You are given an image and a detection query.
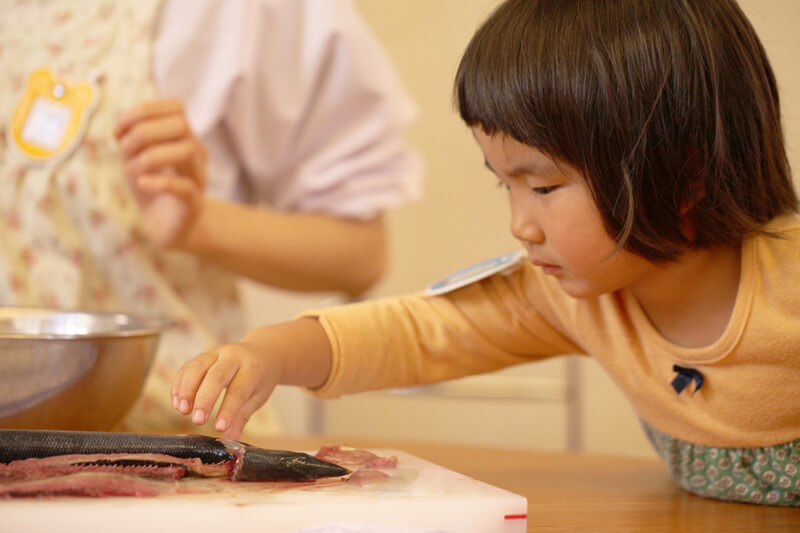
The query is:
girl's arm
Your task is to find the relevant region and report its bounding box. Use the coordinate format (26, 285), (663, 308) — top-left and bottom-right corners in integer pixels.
(172, 264), (583, 441)
(171, 317), (332, 441)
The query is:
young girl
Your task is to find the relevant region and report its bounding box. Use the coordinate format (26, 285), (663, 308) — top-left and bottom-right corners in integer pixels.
(171, 0), (800, 506)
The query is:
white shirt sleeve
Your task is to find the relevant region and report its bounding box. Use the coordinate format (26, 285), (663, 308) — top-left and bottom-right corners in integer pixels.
(152, 0), (422, 218)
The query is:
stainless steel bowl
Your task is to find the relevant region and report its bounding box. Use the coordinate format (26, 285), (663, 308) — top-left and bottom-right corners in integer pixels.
(0, 307), (166, 431)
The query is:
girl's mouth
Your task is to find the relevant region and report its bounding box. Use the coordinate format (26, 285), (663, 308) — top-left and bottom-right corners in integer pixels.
(540, 264), (562, 275)
(530, 259), (562, 275)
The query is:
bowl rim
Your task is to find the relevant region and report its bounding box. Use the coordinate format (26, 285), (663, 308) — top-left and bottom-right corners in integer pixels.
(0, 307), (169, 340)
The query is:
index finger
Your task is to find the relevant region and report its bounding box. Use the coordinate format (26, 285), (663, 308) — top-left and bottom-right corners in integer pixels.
(114, 99), (185, 139)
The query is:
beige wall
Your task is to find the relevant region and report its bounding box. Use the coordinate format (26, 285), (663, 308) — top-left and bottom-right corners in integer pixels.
(358, 0), (519, 296)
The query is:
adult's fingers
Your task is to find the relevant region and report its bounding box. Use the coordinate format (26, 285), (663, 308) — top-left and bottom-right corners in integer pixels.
(124, 140), (198, 181)
(136, 173), (201, 207)
(114, 99), (184, 139)
(118, 114), (190, 158)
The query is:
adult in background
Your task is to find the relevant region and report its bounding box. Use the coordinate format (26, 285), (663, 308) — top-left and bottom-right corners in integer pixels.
(0, 0), (422, 437)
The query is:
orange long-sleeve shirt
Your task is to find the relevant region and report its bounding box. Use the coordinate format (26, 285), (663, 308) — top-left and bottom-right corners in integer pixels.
(304, 214), (800, 448)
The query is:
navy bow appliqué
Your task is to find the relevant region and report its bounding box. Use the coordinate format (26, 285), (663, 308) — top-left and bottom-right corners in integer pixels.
(671, 365), (704, 395)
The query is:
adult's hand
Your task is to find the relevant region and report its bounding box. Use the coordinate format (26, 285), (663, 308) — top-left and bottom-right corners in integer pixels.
(114, 99), (207, 248)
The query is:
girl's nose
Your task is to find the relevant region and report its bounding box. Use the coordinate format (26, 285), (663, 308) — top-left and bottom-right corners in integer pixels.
(509, 200), (544, 244)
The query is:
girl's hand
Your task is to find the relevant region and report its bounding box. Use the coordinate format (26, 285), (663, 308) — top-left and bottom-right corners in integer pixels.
(114, 99), (207, 248)
(171, 342), (281, 441)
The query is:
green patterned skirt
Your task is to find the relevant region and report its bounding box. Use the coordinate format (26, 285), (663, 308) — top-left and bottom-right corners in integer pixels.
(643, 422), (800, 506)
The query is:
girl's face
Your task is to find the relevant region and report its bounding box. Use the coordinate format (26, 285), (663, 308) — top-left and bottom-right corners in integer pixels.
(473, 128), (657, 299)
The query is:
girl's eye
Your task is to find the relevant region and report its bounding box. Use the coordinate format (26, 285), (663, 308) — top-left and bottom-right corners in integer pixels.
(532, 186), (557, 195)
(496, 180), (510, 191)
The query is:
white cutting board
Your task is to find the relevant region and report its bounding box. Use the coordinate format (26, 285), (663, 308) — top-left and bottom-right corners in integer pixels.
(1, 450), (527, 533)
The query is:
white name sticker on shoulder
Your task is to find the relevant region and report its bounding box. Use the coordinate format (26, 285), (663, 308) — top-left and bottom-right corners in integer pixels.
(424, 250), (526, 296)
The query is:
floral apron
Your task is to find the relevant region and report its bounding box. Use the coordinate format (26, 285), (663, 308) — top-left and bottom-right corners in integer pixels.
(0, 0), (278, 437)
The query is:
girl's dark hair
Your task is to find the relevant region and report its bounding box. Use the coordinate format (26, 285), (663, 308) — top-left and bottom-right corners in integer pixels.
(455, 0), (796, 262)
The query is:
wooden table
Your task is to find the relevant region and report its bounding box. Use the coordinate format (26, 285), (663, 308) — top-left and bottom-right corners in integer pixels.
(256, 434), (799, 533)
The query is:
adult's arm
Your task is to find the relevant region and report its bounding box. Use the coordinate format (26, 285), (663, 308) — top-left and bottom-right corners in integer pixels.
(152, 0), (422, 296)
(180, 200), (386, 298)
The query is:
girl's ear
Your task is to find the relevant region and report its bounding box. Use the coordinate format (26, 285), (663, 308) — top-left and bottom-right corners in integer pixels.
(679, 180), (706, 215)
(679, 146), (706, 215)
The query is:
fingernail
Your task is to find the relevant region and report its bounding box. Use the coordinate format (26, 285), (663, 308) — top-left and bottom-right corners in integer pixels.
(172, 395), (178, 409)
(215, 418), (227, 432)
(179, 398), (189, 414)
(192, 409), (205, 425)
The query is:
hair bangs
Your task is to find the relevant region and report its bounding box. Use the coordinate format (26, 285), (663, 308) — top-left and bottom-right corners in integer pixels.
(455, 0), (602, 175)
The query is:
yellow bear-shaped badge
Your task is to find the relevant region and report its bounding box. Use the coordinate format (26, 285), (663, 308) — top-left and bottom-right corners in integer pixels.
(9, 68), (98, 164)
